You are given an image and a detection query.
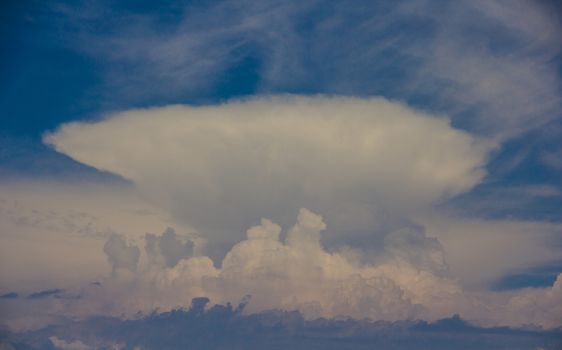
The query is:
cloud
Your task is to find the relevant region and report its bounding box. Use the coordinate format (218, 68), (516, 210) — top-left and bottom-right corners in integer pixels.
(0, 293), (18, 299)
(401, 0), (562, 138)
(41, 96), (562, 297)
(103, 234), (141, 274)
(45, 96), (491, 256)
(213, 208), (426, 320)
(17, 209), (455, 324)
(0, 180), (181, 291)
(2, 208), (562, 331)
(27, 289), (63, 300)
(56, 0), (562, 138)
(4, 96), (562, 331)
(90, 209), (562, 328)
(418, 212), (562, 287)
(3, 0), (562, 340)
(49, 336), (94, 350)
(6, 306), (561, 350)
(0, 209), (419, 329)
(383, 226), (447, 274)
(49, 210), (562, 327)
(145, 228), (194, 268)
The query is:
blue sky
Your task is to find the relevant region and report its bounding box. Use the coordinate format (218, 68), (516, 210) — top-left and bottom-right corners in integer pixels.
(1, 0), (562, 348)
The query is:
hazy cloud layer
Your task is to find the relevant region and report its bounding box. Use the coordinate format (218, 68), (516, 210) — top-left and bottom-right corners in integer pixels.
(0, 180), (184, 291)
(418, 213), (562, 287)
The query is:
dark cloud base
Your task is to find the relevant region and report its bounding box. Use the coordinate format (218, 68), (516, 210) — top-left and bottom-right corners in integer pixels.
(2, 298), (561, 350)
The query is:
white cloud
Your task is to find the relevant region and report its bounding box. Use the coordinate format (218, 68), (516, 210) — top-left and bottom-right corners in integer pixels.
(93, 209), (562, 328)
(505, 273), (562, 328)
(6, 208), (558, 330)
(45, 96), (491, 254)
(49, 336), (94, 350)
(44, 209), (461, 323)
(2, 207), (562, 330)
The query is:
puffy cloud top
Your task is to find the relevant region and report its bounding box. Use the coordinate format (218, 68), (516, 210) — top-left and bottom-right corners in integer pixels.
(2, 209), (562, 330)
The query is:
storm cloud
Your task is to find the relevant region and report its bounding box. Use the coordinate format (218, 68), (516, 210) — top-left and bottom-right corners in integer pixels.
(45, 96), (491, 257)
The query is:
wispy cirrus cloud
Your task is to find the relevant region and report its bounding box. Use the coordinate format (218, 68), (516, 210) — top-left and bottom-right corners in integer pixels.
(54, 0), (562, 138)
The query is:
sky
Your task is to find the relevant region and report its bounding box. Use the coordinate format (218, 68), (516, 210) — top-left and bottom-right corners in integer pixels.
(1, 0), (562, 349)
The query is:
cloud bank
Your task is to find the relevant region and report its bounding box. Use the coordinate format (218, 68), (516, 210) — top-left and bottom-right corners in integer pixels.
(45, 96), (490, 255)
(4, 305), (562, 350)
(95, 209), (562, 329)
(3, 209), (560, 331)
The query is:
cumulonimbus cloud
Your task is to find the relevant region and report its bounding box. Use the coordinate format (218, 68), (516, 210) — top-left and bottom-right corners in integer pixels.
(44, 96), (492, 255)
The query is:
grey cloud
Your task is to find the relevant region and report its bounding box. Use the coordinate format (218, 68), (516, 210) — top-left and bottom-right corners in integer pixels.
(145, 227), (194, 268)
(3, 300), (561, 350)
(383, 226), (447, 274)
(27, 289), (63, 300)
(0, 293), (18, 300)
(491, 260), (562, 291)
(103, 234), (140, 273)
(101, 227), (195, 272)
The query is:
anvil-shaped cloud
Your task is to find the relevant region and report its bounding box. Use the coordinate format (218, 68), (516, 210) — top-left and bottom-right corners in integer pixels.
(45, 96), (491, 256)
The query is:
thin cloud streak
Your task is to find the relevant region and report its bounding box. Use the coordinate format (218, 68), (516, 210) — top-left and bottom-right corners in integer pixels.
(55, 0), (562, 138)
